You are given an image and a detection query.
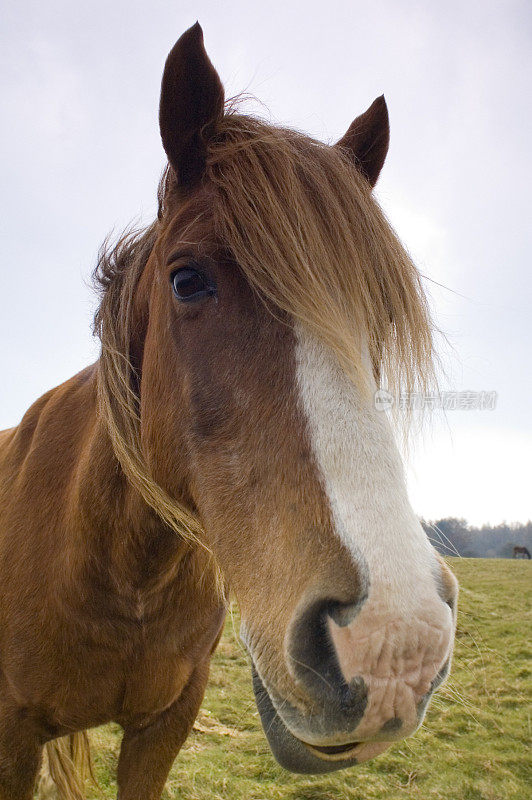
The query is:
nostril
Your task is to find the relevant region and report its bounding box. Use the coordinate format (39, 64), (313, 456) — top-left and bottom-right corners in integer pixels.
(287, 596), (368, 711)
(434, 560), (459, 615)
(445, 595), (456, 613)
(288, 600), (343, 691)
(442, 581), (459, 619)
(435, 582), (458, 617)
(326, 595), (368, 627)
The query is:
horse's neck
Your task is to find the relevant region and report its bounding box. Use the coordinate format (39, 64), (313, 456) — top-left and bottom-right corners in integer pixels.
(74, 369), (197, 600)
(2, 364), (191, 602)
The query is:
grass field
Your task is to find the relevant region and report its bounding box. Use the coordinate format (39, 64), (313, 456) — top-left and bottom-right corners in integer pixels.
(84, 559), (531, 800)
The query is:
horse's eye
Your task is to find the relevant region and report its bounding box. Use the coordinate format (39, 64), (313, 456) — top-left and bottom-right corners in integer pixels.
(171, 267), (215, 302)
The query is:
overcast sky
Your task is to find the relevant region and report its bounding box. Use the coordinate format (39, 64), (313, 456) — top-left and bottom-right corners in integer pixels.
(1, 1), (530, 526)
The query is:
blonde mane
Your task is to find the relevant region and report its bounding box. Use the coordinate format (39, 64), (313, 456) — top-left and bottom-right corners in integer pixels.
(206, 113), (435, 398)
(93, 178), (206, 549)
(94, 112), (435, 551)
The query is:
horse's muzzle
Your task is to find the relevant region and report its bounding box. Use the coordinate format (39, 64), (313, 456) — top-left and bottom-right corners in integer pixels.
(249, 584), (455, 773)
(251, 665), (391, 773)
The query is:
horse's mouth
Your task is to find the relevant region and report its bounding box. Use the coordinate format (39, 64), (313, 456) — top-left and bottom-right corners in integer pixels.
(251, 663), (390, 773)
(304, 740), (364, 760)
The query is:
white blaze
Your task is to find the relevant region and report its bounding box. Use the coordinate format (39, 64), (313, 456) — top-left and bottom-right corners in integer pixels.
(295, 324), (441, 618)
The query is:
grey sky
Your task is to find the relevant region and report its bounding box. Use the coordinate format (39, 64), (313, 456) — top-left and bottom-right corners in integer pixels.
(1, 1), (531, 525)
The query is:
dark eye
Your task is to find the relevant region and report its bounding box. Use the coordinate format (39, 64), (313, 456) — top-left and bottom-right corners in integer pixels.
(171, 267), (215, 303)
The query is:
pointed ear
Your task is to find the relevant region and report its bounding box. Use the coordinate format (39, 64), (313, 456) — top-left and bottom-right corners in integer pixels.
(335, 95), (390, 188)
(159, 23), (224, 188)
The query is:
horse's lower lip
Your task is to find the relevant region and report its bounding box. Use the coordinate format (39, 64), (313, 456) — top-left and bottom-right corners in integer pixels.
(302, 740), (363, 761)
(251, 663), (391, 772)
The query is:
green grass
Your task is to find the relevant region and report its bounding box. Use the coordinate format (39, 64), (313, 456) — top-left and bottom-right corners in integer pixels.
(86, 559), (531, 799)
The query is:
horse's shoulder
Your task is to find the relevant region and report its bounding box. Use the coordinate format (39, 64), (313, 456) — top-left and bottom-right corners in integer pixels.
(1, 364), (98, 468)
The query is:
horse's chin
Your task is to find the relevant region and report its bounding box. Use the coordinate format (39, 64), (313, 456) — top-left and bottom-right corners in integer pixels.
(251, 664), (390, 774)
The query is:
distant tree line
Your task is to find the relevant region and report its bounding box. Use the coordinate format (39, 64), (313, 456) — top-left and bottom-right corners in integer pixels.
(420, 518), (532, 558)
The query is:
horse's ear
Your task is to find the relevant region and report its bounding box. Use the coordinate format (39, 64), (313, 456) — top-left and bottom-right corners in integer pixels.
(335, 95), (389, 188)
(159, 23), (224, 188)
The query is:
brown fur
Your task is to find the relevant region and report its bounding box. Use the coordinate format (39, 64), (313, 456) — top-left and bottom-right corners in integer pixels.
(94, 112), (436, 558)
(0, 23), (454, 799)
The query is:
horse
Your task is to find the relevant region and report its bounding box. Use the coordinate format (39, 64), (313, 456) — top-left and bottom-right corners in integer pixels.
(513, 546), (531, 559)
(0, 23), (458, 800)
